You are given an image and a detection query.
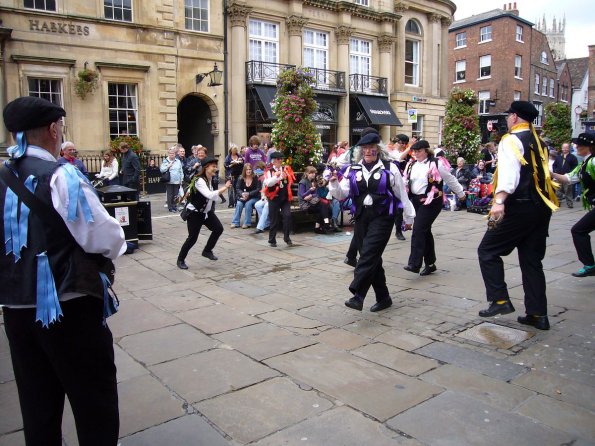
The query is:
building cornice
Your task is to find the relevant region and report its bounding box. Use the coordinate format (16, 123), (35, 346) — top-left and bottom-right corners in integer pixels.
(227, 1), (252, 28)
(335, 25), (353, 45)
(286, 15), (308, 36)
(377, 34), (396, 52)
(11, 54), (75, 66)
(95, 61), (150, 72)
(303, 0), (401, 23)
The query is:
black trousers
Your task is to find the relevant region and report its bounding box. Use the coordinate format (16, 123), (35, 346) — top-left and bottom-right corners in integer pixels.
(571, 208), (595, 266)
(306, 200), (331, 225)
(407, 195), (443, 268)
(3, 298), (119, 446)
(394, 206), (404, 234)
(178, 210), (223, 261)
(349, 209), (393, 300)
(268, 198), (292, 243)
(165, 183), (179, 210)
(477, 200), (551, 315)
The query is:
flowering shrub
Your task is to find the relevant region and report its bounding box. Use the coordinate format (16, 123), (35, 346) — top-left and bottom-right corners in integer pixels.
(442, 87), (481, 163)
(271, 67), (322, 171)
(109, 135), (144, 155)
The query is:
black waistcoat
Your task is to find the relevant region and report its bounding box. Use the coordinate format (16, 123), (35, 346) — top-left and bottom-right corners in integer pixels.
(352, 161), (394, 218)
(0, 157), (105, 306)
(508, 130), (547, 204)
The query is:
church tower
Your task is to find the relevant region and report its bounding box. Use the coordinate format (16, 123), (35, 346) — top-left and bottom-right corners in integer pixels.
(536, 14), (566, 60)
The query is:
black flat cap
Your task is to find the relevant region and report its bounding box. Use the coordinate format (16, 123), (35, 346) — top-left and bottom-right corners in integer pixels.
(356, 131), (381, 146)
(4, 96), (66, 132)
(269, 151), (284, 159)
(393, 134), (409, 144)
(572, 132), (595, 147)
(506, 101), (539, 122)
(410, 140), (430, 150)
(201, 156), (218, 167)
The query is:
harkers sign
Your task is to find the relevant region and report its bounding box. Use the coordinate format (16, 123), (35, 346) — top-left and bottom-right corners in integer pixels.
(369, 109), (391, 115)
(29, 19), (90, 36)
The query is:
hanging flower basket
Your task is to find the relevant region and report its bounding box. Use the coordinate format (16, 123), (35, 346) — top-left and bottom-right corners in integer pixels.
(74, 69), (99, 100)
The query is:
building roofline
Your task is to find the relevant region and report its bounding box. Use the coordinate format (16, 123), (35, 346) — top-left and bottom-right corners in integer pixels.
(449, 9), (533, 32)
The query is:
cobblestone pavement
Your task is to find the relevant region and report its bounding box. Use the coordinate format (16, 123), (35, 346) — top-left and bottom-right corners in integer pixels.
(1, 194), (594, 446)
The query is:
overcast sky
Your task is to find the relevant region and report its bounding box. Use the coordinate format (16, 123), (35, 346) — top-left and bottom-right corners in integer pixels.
(452, 0), (594, 59)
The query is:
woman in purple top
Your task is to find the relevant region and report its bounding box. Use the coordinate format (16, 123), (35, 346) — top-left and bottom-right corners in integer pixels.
(244, 135), (266, 167)
(298, 166), (332, 233)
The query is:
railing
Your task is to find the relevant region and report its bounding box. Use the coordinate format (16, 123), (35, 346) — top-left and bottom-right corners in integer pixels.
(349, 74), (388, 95)
(78, 152), (167, 174)
(246, 60), (295, 85)
(309, 68), (346, 94)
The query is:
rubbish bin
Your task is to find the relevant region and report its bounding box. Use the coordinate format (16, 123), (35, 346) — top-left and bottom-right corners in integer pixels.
(97, 185), (139, 244)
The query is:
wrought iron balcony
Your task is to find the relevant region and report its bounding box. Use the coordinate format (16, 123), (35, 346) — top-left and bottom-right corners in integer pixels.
(349, 74), (388, 96)
(308, 68), (346, 94)
(246, 60), (295, 85)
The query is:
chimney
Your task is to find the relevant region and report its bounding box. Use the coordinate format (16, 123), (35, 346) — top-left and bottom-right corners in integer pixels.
(511, 2), (519, 16)
(503, 3), (506, 10)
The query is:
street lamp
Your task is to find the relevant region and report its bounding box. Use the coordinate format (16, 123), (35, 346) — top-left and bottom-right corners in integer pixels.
(195, 63), (223, 87)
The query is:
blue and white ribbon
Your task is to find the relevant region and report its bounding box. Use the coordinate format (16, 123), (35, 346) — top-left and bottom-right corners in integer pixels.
(35, 251), (62, 327)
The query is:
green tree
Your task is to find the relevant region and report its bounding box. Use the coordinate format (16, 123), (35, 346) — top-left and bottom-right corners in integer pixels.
(271, 67), (323, 171)
(542, 103), (572, 150)
(442, 87), (481, 164)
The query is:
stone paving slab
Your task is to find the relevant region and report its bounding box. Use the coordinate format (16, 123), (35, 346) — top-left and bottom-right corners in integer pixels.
(196, 377), (333, 444)
(416, 341), (528, 381)
(420, 364), (535, 411)
(258, 308), (326, 329)
(265, 344), (442, 421)
(0, 432), (24, 446)
(352, 343), (439, 376)
(149, 349), (279, 403)
(119, 323), (219, 366)
(109, 298), (180, 338)
(114, 345), (150, 382)
(203, 292), (277, 316)
(121, 414), (231, 445)
(313, 328), (369, 351)
(252, 406), (423, 446)
(144, 290), (214, 313)
(118, 374), (186, 437)
(374, 329), (433, 351)
(0, 381), (21, 435)
(178, 303), (260, 334)
(516, 394), (595, 441)
(297, 305), (363, 328)
(387, 391), (573, 446)
(213, 323), (317, 361)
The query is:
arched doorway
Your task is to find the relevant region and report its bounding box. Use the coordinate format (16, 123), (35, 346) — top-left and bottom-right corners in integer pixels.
(178, 95), (214, 156)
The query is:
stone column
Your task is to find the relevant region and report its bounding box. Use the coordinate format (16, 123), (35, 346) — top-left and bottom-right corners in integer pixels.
(440, 17), (452, 99)
(286, 16), (307, 67)
(427, 13), (443, 98)
(393, 3), (407, 91)
(336, 25), (352, 142)
(378, 34), (395, 142)
(227, 2), (252, 147)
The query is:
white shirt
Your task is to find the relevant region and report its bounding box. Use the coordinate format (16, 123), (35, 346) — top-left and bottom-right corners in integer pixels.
(408, 157), (465, 198)
(97, 158), (119, 181)
(495, 131), (524, 194)
(328, 158), (416, 224)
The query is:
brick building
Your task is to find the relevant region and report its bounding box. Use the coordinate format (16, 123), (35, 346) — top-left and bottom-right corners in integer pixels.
(448, 4), (562, 137)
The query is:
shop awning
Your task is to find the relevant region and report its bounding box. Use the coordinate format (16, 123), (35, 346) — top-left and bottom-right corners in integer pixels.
(253, 85), (277, 120)
(354, 94), (402, 126)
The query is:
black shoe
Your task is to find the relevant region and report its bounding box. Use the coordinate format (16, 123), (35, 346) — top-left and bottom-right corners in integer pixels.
(202, 251), (218, 261)
(254, 229), (264, 234)
(370, 298), (392, 312)
(420, 264), (437, 276)
(228, 204), (234, 208)
(345, 296), (363, 311)
(333, 226), (342, 233)
(177, 260), (188, 270)
(396, 232), (406, 241)
(220, 197), (226, 204)
(479, 300), (515, 317)
(404, 265), (420, 273)
(285, 239), (293, 246)
(344, 257), (357, 267)
(518, 315), (550, 330)
(269, 241), (277, 247)
(314, 227), (326, 234)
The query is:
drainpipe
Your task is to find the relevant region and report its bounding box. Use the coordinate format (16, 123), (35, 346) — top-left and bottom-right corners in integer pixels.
(223, 0), (229, 153)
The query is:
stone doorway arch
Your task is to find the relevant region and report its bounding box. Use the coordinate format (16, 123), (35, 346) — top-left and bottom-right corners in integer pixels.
(177, 94), (218, 156)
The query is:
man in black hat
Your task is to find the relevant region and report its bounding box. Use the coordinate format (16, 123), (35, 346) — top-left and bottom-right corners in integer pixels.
(0, 96), (126, 444)
(262, 151), (296, 247)
(477, 101), (559, 330)
(552, 132), (595, 277)
(329, 130), (415, 312)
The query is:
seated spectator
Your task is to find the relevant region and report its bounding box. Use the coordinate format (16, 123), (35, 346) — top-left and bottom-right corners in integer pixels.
(95, 150), (119, 186)
(253, 161), (270, 234)
(298, 165), (332, 234)
(471, 159), (493, 184)
(451, 157), (472, 191)
(231, 164), (261, 228)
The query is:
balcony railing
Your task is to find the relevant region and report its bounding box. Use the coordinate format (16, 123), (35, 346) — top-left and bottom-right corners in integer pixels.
(349, 74), (388, 95)
(308, 68), (346, 94)
(246, 60), (295, 85)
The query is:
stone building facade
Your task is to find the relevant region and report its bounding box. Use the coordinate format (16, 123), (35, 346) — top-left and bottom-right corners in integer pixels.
(0, 0), (455, 160)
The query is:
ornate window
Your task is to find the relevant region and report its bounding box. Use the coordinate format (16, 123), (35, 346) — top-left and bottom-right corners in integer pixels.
(108, 83), (138, 138)
(405, 20), (422, 87)
(249, 19), (279, 63)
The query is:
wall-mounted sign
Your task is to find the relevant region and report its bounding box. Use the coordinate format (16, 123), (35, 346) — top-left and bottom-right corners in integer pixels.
(412, 96), (427, 103)
(408, 109), (418, 124)
(29, 19), (90, 36)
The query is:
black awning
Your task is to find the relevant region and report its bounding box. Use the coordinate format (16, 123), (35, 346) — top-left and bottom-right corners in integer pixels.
(354, 95), (402, 126)
(254, 85), (277, 120)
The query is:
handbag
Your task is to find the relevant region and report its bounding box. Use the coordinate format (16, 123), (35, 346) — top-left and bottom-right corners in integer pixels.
(160, 170), (171, 183)
(180, 206), (191, 221)
(299, 195), (320, 210)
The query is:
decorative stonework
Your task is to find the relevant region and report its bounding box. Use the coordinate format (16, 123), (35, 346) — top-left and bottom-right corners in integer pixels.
(394, 1), (408, 13)
(286, 16), (308, 36)
(335, 25), (353, 45)
(441, 17), (452, 27)
(227, 1), (252, 28)
(377, 34), (396, 52)
(428, 13), (442, 23)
